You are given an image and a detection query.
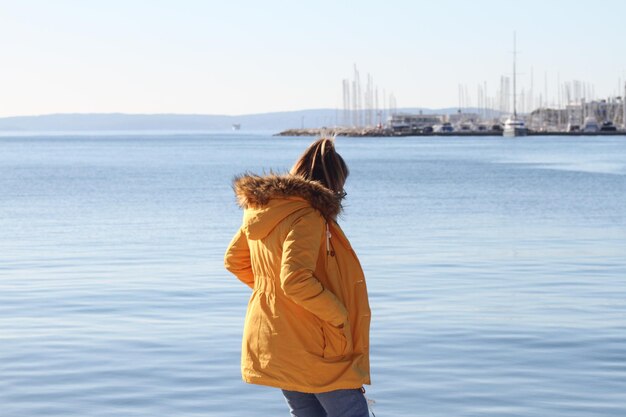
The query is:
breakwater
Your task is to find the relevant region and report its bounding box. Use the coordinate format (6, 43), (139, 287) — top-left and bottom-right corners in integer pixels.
(277, 127), (626, 137)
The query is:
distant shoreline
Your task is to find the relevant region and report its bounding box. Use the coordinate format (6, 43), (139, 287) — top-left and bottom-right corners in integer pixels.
(0, 108), (493, 132)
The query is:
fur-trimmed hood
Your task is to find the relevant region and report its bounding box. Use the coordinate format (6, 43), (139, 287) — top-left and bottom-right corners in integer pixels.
(233, 173), (342, 221)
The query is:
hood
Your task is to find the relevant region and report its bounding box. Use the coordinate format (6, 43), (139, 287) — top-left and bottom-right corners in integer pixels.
(233, 173), (342, 239)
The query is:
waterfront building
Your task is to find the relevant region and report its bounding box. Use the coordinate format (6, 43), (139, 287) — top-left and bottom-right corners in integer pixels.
(388, 113), (443, 133)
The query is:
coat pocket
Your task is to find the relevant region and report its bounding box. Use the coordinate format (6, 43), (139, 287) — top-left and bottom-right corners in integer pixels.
(321, 321), (354, 359)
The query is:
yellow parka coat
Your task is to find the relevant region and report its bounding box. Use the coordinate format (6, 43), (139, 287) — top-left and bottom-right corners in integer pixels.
(224, 174), (371, 393)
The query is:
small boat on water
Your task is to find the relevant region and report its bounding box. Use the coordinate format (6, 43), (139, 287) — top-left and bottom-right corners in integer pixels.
(232, 123), (241, 131)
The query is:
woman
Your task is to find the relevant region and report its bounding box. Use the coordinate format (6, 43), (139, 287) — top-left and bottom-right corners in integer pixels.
(224, 138), (371, 417)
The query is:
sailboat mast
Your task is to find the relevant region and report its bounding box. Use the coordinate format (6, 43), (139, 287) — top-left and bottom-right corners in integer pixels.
(513, 32), (517, 118)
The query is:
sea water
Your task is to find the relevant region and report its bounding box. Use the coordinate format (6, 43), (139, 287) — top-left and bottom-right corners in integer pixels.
(1, 133), (625, 417)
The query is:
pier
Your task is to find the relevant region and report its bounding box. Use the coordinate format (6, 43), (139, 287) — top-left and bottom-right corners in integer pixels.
(276, 127), (626, 137)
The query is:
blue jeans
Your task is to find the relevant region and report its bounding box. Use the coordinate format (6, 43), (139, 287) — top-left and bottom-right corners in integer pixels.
(282, 388), (369, 417)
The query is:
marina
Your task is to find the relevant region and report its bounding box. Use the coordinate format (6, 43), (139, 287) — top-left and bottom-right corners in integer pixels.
(277, 91), (626, 137)
(278, 86), (626, 137)
(278, 91), (626, 137)
(287, 37), (626, 139)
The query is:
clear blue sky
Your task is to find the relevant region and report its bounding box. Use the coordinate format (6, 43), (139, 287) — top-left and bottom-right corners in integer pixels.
(2, 0), (625, 116)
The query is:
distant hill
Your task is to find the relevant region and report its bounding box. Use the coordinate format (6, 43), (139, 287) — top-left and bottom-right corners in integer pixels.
(0, 108), (499, 132)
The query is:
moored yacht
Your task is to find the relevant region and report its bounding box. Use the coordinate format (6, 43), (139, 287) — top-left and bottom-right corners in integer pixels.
(433, 122), (454, 133)
(600, 121), (617, 132)
(503, 117), (528, 137)
(566, 114), (580, 132)
(503, 32), (528, 137)
(582, 117), (599, 132)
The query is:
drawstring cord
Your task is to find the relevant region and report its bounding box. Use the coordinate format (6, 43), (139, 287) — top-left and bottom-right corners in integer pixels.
(326, 222), (332, 256)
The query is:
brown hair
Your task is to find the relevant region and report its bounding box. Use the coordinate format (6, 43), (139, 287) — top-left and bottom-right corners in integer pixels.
(290, 138), (349, 196)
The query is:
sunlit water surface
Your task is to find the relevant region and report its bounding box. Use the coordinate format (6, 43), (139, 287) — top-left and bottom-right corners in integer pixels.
(1, 134), (625, 417)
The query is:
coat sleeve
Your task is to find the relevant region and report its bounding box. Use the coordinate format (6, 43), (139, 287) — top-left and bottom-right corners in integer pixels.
(224, 227), (255, 289)
(280, 210), (348, 327)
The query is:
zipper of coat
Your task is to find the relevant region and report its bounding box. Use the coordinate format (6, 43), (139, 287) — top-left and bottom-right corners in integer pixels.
(330, 222), (366, 279)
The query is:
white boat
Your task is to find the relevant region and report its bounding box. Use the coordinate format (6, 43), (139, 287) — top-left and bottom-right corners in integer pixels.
(503, 117), (528, 137)
(503, 32), (528, 137)
(232, 123), (241, 131)
(566, 114), (580, 132)
(433, 122), (454, 133)
(582, 117), (599, 132)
